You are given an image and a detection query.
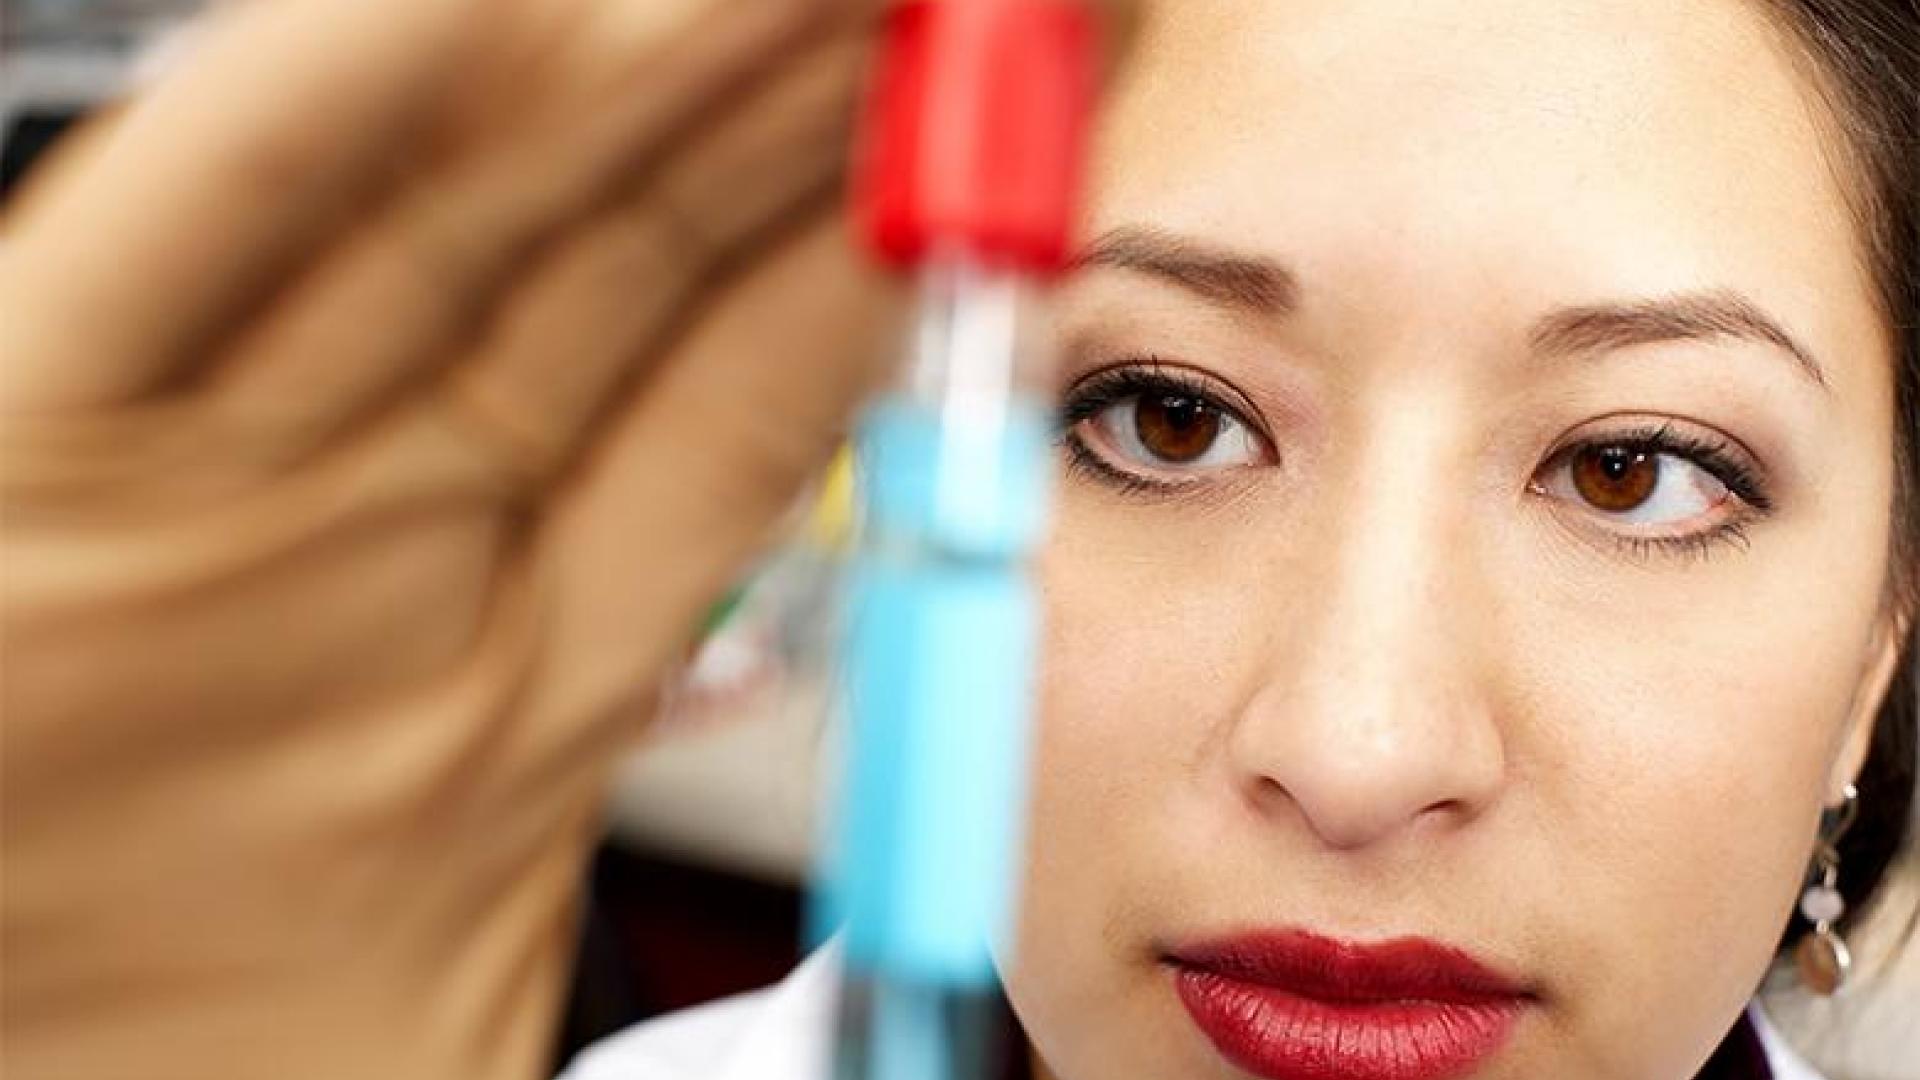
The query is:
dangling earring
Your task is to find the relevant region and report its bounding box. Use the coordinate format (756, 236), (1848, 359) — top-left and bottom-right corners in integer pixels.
(1794, 783), (1860, 996)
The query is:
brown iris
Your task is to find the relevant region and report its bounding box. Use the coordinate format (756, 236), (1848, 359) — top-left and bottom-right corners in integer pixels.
(1571, 445), (1659, 512)
(1133, 393), (1223, 464)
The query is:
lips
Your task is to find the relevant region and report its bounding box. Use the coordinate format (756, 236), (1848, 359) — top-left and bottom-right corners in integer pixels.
(1166, 930), (1533, 1080)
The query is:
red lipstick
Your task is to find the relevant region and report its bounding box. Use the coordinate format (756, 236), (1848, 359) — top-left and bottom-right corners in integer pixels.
(1167, 930), (1532, 1080)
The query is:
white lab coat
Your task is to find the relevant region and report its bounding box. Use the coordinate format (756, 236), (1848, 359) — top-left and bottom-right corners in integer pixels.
(558, 945), (1830, 1080)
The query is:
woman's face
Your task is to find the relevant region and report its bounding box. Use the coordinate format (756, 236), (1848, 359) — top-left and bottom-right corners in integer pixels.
(1004, 1), (1908, 1078)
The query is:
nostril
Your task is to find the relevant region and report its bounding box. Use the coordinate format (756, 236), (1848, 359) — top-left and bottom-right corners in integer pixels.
(1413, 797), (1481, 829)
(1246, 774), (1291, 809)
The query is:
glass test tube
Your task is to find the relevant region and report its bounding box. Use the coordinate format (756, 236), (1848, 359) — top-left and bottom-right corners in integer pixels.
(820, 256), (1054, 1080)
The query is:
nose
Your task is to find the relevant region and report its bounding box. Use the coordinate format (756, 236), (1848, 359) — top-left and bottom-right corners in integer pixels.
(1227, 445), (1508, 851)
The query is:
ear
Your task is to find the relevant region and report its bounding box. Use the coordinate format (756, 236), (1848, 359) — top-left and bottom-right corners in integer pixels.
(1829, 607), (1912, 806)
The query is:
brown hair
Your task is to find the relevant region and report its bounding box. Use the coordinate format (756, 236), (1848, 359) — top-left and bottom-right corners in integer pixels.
(1756, 0), (1918, 945)
(1688, 7), (1918, 1077)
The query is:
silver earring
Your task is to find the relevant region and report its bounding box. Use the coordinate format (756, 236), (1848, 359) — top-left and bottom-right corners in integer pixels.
(1794, 782), (1860, 997)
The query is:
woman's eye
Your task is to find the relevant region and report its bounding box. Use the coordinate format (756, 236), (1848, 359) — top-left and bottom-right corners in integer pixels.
(1539, 443), (1732, 527)
(1080, 391), (1268, 475)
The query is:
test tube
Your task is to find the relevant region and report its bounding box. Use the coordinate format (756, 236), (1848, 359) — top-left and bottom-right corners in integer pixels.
(814, 3), (1100, 1079)
(824, 258), (1052, 1080)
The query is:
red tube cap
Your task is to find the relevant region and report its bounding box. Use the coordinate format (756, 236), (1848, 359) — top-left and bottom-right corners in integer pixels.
(852, 0), (1099, 274)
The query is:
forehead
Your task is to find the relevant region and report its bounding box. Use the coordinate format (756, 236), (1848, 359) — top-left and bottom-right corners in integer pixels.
(1091, 0), (1880, 366)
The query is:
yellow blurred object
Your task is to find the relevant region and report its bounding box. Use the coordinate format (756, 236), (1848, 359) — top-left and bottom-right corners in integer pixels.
(804, 445), (858, 551)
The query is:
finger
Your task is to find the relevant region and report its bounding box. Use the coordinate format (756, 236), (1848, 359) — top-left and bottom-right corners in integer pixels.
(429, 29), (868, 484)
(528, 217), (899, 729)
(205, 0), (869, 457)
(410, 0), (1130, 484)
(0, 0), (477, 413)
(517, 0), (1145, 723)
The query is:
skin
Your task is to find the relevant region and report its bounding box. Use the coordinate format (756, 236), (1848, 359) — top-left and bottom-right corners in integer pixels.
(1003, 2), (1909, 1078)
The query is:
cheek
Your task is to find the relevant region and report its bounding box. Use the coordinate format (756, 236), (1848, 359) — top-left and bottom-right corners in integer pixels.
(1023, 498), (1267, 898)
(1002, 509), (1260, 1076)
(1491, 558), (1881, 1069)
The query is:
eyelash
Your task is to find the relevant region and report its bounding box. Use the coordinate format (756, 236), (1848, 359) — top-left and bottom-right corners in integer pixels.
(1056, 361), (1270, 499)
(1537, 421), (1774, 561)
(1056, 362), (1779, 562)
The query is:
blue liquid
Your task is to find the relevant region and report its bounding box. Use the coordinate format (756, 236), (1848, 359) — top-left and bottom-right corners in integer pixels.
(815, 395), (1052, 1080)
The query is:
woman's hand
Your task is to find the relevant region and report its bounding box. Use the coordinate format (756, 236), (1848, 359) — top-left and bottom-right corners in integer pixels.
(1, 2), (898, 1076)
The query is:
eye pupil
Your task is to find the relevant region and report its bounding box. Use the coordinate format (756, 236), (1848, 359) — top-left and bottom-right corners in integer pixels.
(1572, 445), (1659, 512)
(1134, 394), (1222, 463)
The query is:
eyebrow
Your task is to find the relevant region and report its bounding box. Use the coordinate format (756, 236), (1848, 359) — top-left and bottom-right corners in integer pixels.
(1074, 226), (1301, 314)
(1528, 290), (1829, 391)
(1077, 226), (1829, 393)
